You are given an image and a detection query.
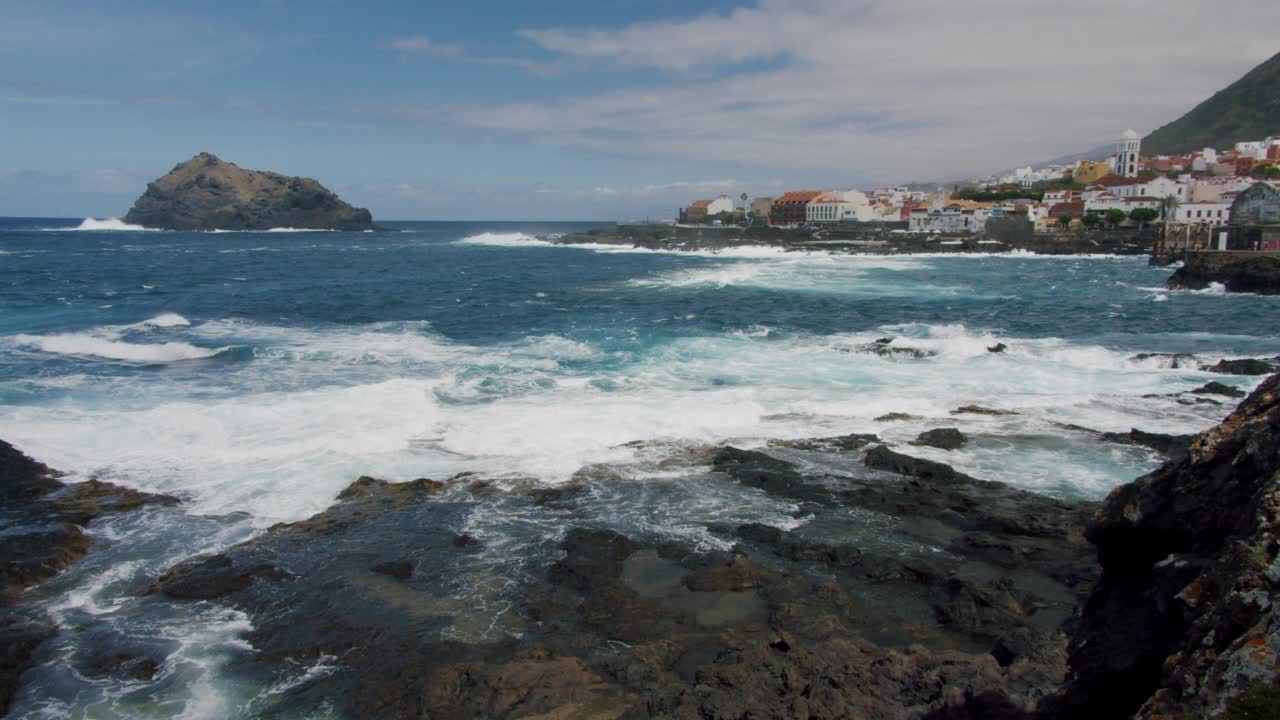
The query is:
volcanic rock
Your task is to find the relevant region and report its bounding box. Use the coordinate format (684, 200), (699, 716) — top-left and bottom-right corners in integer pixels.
(910, 427), (968, 450)
(1201, 357), (1278, 375)
(1053, 373), (1280, 718)
(1189, 381), (1247, 398)
(123, 153), (375, 231)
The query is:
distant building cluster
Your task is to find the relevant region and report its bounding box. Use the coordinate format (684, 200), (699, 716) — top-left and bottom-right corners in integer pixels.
(674, 130), (1280, 245)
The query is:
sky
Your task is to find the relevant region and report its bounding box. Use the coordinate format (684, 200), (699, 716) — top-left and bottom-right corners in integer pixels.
(2, 0), (1278, 221)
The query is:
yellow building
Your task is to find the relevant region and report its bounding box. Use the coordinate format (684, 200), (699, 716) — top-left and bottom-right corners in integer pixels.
(1073, 160), (1111, 184)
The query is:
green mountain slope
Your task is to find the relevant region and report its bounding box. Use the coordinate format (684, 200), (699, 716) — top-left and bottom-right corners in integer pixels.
(1143, 51), (1280, 156)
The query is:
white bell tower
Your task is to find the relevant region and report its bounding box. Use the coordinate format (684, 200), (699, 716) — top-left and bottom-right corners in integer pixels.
(1115, 129), (1141, 178)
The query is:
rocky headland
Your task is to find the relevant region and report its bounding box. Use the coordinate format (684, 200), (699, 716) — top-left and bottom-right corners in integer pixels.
(6, 375), (1280, 717)
(122, 153), (375, 231)
(545, 223), (1150, 257)
(1167, 251), (1280, 295)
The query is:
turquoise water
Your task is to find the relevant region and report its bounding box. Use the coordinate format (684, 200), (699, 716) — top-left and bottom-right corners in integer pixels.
(1, 216), (1276, 717)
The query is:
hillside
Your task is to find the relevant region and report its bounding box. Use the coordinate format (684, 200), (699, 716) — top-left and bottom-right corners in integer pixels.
(1143, 51), (1280, 156)
(123, 153), (374, 231)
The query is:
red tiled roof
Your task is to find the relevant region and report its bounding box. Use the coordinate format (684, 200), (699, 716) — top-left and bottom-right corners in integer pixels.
(688, 199), (714, 209)
(775, 190), (824, 204)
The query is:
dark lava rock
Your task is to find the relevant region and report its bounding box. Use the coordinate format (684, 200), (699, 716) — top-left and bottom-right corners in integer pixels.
(0, 439), (179, 713)
(1129, 352), (1196, 369)
(875, 412), (922, 422)
(149, 554), (290, 600)
(1189, 381), (1247, 398)
(0, 611), (54, 717)
(857, 342), (938, 359)
(123, 152), (375, 231)
(911, 427), (968, 450)
(1054, 373), (1280, 718)
(1166, 250), (1280, 295)
(712, 446), (835, 505)
(865, 444), (979, 483)
(988, 343), (1008, 353)
(952, 404), (1020, 416)
(371, 560), (414, 581)
(1099, 429), (1195, 461)
(768, 433), (879, 452)
(1201, 357), (1278, 375)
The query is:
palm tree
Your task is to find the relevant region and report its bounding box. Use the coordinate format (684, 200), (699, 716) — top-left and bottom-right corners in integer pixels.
(1158, 194), (1183, 223)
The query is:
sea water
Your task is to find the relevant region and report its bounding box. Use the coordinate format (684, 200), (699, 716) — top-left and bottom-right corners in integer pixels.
(1, 216), (1276, 717)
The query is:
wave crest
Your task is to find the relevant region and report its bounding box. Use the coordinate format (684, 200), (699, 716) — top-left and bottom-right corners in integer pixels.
(15, 333), (227, 363)
(72, 218), (154, 231)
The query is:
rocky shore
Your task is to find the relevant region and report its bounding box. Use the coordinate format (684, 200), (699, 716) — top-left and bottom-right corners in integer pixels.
(0, 441), (177, 716)
(1166, 251), (1280, 295)
(123, 153), (375, 231)
(545, 224), (1150, 256)
(5, 375), (1280, 717)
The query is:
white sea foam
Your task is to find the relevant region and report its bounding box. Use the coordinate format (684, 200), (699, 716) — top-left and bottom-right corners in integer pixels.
(134, 312), (191, 328)
(0, 315), (1258, 529)
(14, 333), (226, 363)
(68, 218), (155, 231)
(455, 232), (550, 247)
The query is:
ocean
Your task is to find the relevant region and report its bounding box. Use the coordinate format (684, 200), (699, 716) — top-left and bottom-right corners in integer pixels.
(1, 216), (1276, 717)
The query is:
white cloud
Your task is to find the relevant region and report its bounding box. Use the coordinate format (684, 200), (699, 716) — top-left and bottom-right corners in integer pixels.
(456, 0), (1280, 183)
(386, 35), (465, 58)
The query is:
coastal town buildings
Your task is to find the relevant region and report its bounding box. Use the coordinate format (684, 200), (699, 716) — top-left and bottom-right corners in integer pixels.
(1073, 160), (1111, 184)
(908, 200), (994, 233)
(749, 197), (774, 220)
(1116, 129), (1141, 178)
(683, 195), (735, 222)
(770, 190), (823, 225)
(805, 190), (877, 224)
(1226, 182), (1280, 250)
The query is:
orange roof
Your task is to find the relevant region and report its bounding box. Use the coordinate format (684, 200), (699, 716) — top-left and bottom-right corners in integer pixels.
(775, 190), (824, 204)
(688, 199), (714, 209)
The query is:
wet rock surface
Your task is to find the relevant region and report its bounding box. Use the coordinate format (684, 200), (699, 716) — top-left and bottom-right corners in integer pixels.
(0, 439), (179, 714)
(139, 440), (1103, 718)
(1052, 373), (1280, 718)
(911, 428), (968, 450)
(1202, 357), (1279, 375)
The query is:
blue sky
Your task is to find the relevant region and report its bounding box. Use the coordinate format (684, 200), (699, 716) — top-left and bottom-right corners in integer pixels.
(2, 0), (1278, 220)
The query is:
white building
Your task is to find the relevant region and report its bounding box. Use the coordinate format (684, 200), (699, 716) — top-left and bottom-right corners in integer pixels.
(1115, 129), (1141, 178)
(806, 190), (877, 223)
(1107, 175), (1185, 200)
(1173, 201), (1232, 226)
(908, 201), (993, 233)
(1084, 193), (1160, 214)
(705, 195), (735, 215)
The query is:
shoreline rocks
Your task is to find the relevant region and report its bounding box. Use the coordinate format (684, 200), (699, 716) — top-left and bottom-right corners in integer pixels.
(0, 440), (178, 715)
(1166, 251), (1280, 295)
(1052, 373), (1280, 718)
(547, 224), (1149, 257)
(123, 153), (375, 231)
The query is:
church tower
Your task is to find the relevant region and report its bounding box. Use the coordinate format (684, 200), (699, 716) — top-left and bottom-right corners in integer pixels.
(1115, 129), (1141, 178)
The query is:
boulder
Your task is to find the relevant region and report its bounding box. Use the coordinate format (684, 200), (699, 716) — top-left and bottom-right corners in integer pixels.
(1201, 358), (1278, 375)
(911, 428), (968, 450)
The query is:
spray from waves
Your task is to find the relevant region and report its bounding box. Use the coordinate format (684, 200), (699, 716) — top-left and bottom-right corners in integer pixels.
(64, 218), (156, 232)
(133, 313), (191, 329)
(455, 232), (551, 247)
(14, 333), (229, 363)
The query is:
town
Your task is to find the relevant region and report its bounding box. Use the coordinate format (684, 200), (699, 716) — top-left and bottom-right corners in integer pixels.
(677, 131), (1280, 254)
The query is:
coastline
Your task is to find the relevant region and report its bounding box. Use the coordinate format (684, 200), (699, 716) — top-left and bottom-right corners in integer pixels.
(545, 223), (1151, 257)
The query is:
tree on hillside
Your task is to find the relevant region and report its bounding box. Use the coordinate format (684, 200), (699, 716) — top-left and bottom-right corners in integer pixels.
(1104, 208), (1127, 227)
(1057, 215), (1074, 230)
(1083, 212), (1102, 228)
